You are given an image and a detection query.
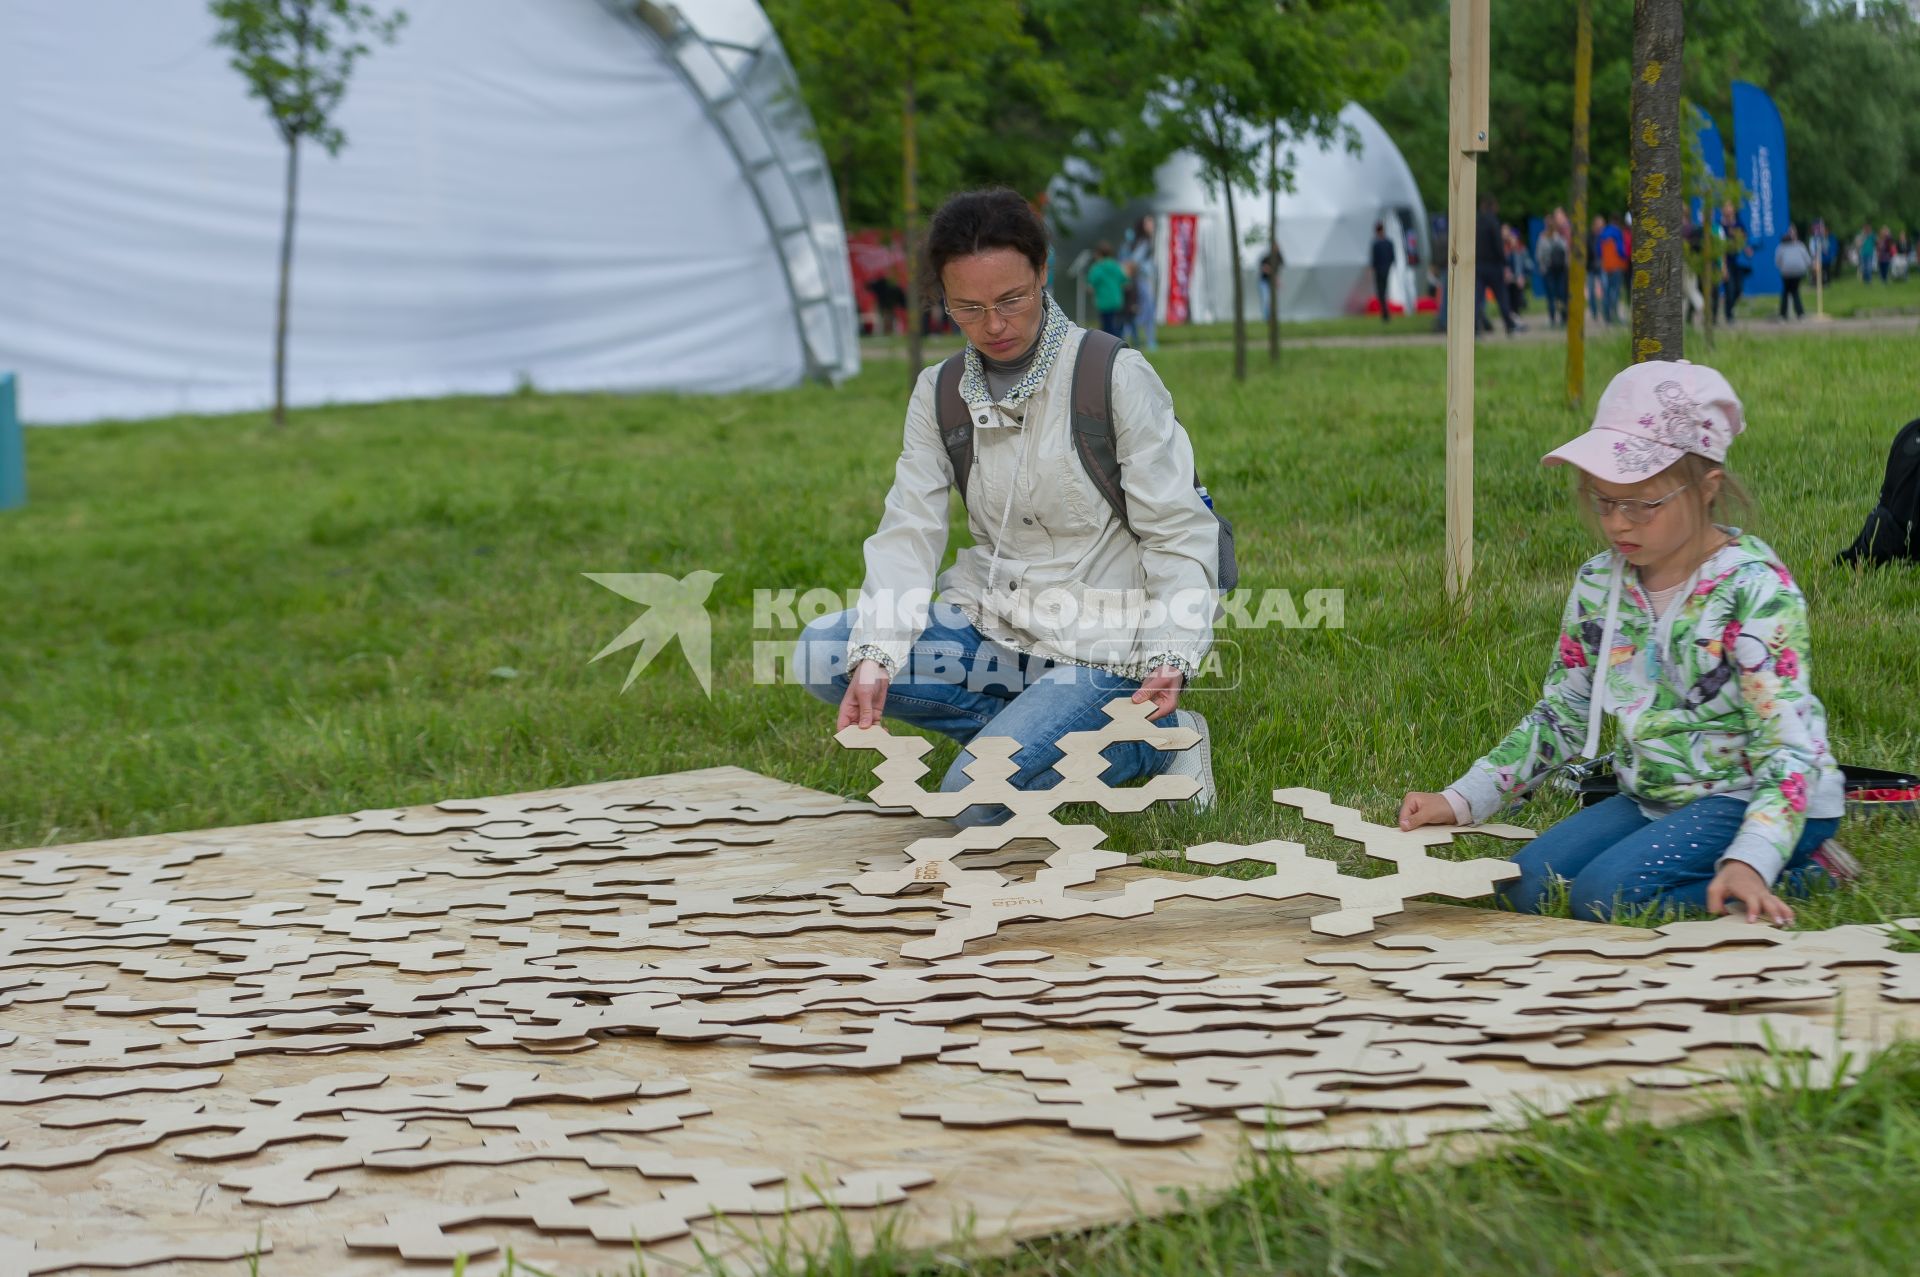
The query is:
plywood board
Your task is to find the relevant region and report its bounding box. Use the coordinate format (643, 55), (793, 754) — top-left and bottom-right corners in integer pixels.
(0, 764), (1913, 1277)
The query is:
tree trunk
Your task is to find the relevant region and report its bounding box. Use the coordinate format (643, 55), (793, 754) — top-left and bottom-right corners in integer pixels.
(1225, 172), (1245, 383)
(1566, 0), (1590, 408)
(274, 135), (299, 428)
(1629, 0), (1684, 362)
(1266, 126), (1280, 367)
(901, 61), (922, 388)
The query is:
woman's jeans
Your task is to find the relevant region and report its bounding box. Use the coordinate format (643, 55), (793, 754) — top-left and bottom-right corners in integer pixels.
(1124, 289), (1158, 350)
(794, 607), (1173, 828)
(1501, 794), (1839, 922)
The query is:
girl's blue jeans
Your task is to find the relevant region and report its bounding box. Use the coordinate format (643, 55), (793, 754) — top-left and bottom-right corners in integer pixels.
(794, 607), (1173, 828)
(1502, 794), (1840, 922)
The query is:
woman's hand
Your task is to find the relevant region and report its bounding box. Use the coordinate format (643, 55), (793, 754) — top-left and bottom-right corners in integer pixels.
(1399, 791), (1458, 832)
(1707, 860), (1795, 926)
(1131, 666), (1184, 720)
(836, 659), (891, 731)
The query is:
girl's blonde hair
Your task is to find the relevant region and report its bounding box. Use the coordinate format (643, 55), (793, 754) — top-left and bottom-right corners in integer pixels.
(1575, 451), (1756, 534)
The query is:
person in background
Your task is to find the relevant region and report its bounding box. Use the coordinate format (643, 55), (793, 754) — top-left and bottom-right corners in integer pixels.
(1503, 224), (1532, 317)
(1087, 242), (1129, 337)
(1536, 210), (1570, 329)
(1475, 195), (1521, 335)
(1587, 215), (1605, 321)
(1597, 215), (1629, 325)
(1259, 240), (1285, 323)
(1774, 224), (1811, 321)
(1808, 218), (1830, 289)
(1858, 221), (1876, 285)
(1720, 204), (1751, 324)
(1121, 215), (1159, 351)
(1680, 214), (1708, 327)
(1878, 225), (1895, 284)
(1369, 222), (1395, 324)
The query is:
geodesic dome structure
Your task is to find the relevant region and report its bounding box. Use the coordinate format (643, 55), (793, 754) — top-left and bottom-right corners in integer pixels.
(0, 0), (858, 425)
(1055, 104), (1429, 326)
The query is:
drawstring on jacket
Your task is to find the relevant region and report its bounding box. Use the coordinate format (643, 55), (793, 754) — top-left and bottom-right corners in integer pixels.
(1582, 557), (1623, 760)
(1582, 546), (1719, 759)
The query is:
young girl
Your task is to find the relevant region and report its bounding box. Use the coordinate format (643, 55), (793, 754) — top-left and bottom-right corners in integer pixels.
(1402, 360), (1846, 925)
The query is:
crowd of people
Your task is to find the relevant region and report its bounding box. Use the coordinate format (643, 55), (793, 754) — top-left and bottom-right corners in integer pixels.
(1435, 199), (1912, 333)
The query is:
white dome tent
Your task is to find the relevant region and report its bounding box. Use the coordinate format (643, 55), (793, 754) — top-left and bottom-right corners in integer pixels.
(1056, 105), (1428, 326)
(0, 0), (858, 426)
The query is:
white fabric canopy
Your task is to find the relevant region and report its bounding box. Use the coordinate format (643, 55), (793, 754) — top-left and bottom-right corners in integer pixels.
(0, 0), (857, 425)
(1057, 105), (1430, 325)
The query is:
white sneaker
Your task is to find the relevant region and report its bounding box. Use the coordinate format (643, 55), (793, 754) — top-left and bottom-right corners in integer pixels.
(1164, 709), (1217, 810)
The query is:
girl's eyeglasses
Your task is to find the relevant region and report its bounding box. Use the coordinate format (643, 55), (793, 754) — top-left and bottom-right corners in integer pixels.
(1589, 482), (1693, 525)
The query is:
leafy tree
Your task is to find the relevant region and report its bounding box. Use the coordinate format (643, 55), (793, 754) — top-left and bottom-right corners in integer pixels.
(1102, 0), (1401, 381)
(764, 0), (1059, 381)
(210, 0), (406, 426)
(1364, 0), (1920, 236)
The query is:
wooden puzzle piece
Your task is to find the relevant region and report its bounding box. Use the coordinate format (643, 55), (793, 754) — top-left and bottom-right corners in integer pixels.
(0, 1069), (223, 1106)
(0, 1235), (269, 1277)
(363, 1099), (715, 1172)
(0, 1102), (230, 1169)
(249, 1069), (681, 1119)
(750, 1017), (975, 1071)
(902, 1076), (1204, 1144)
(211, 1119), (428, 1206)
(343, 1169), (932, 1260)
(840, 699), (1200, 892)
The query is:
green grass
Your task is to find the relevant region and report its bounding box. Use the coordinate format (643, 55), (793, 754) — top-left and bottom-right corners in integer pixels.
(6, 327), (1914, 917)
(706, 1044), (1920, 1277)
(1801, 270), (1920, 319)
(5, 328), (1920, 1276)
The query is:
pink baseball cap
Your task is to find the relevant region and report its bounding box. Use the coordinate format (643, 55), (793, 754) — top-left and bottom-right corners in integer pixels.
(1543, 359), (1745, 483)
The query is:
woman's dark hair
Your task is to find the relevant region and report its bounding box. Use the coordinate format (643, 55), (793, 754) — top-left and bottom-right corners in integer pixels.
(923, 188), (1049, 296)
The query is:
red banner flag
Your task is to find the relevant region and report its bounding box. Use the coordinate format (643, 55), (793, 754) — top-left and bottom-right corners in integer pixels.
(1165, 213), (1198, 325)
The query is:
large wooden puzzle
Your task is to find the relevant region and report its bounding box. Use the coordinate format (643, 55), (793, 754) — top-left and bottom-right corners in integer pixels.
(0, 714), (1913, 1274)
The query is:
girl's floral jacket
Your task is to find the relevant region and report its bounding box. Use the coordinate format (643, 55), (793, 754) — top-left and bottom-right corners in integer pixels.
(1449, 531), (1845, 884)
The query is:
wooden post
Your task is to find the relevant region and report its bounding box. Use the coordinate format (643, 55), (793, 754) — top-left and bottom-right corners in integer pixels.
(1445, 0), (1489, 603)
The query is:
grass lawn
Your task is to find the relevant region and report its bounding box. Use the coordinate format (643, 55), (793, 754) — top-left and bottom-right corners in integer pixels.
(5, 326), (1919, 1274)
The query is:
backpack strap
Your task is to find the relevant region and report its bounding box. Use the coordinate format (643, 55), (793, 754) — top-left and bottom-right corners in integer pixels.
(1070, 329), (1131, 531)
(934, 351), (974, 501)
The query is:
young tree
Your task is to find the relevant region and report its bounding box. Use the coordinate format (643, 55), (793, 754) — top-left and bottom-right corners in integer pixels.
(1263, 125), (1290, 366)
(1628, 0), (1683, 362)
(210, 0), (406, 426)
(1567, 0), (1591, 408)
(1109, 0), (1398, 381)
(764, 0), (1043, 384)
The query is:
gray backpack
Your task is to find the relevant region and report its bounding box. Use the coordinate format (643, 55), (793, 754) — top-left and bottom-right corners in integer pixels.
(932, 329), (1237, 592)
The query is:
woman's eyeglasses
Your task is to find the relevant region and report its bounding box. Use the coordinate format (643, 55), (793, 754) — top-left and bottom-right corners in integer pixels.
(943, 290), (1041, 325)
(1589, 482), (1693, 525)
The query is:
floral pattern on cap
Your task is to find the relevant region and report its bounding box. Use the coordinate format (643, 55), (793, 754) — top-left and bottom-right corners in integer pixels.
(1543, 360), (1744, 482)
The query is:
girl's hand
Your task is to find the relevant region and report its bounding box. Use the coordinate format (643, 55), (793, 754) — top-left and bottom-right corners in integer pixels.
(1707, 861), (1795, 926)
(836, 660), (891, 731)
(1399, 791), (1458, 832)
(1131, 667), (1185, 720)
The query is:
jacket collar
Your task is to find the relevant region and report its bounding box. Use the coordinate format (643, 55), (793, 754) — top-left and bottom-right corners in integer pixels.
(959, 293), (1071, 411)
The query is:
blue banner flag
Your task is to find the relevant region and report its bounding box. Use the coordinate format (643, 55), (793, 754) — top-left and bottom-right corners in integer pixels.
(1689, 104), (1726, 229)
(1731, 81), (1790, 295)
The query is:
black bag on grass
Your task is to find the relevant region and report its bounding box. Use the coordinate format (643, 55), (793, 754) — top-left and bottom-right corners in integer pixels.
(1835, 417), (1920, 567)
